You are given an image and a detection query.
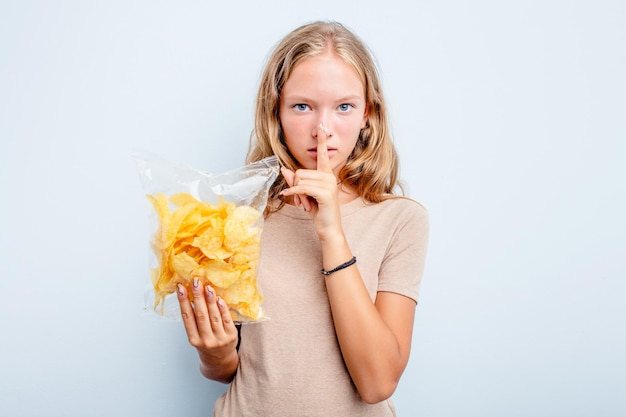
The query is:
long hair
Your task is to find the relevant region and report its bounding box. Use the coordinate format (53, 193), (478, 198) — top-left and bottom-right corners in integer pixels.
(247, 21), (403, 213)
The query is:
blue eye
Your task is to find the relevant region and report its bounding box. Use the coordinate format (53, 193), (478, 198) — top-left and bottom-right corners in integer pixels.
(294, 104), (309, 111)
(338, 104), (353, 112)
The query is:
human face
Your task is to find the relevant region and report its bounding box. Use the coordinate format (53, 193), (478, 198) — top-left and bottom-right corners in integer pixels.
(279, 53), (368, 175)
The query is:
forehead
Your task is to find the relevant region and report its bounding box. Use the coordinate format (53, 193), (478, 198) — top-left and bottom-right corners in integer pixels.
(283, 54), (365, 97)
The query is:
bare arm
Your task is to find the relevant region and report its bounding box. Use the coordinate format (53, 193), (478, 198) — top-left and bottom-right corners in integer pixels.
(321, 237), (416, 403)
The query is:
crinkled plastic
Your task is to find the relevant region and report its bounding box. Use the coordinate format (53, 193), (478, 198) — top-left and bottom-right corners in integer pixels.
(133, 151), (279, 322)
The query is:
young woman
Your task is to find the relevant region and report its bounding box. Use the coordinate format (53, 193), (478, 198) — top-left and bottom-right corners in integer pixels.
(176, 20), (429, 416)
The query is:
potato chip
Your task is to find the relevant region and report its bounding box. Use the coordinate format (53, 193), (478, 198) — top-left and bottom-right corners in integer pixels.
(148, 192), (264, 321)
(223, 271), (263, 322)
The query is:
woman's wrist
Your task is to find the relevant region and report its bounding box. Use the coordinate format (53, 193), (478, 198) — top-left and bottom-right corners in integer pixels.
(198, 349), (239, 383)
(317, 223), (347, 244)
(320, 233), (354, 269)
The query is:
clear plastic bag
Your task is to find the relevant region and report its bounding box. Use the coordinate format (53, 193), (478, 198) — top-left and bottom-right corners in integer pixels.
(133, 151), (279, 322)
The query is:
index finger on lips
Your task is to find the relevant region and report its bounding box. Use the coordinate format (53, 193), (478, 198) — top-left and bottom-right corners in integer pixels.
(316, 123), (332, 173)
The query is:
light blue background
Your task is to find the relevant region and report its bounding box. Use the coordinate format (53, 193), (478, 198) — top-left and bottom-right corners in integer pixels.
(1, 1), (624, 416)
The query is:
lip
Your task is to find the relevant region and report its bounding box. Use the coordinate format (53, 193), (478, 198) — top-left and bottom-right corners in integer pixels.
(307, 146), (337, 152)
(307, 148), (337, 158)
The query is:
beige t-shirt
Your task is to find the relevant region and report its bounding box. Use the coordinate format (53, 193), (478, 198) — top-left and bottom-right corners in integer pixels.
(213, 197), (429, 417)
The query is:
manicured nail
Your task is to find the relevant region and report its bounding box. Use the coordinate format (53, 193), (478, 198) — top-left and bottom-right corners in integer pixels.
(177, 284), (184, 296)
(217, 296), (225, 308)
(193, 278), (199, 289)
(206, 286), (215, 299)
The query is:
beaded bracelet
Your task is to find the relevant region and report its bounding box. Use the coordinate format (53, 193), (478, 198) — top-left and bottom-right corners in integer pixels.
(321, 256), (357, 276)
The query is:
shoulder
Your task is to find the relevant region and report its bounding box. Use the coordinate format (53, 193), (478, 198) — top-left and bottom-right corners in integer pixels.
(364, 196), (428, 224)
(381, 196), (427, 214)
(343, 196), (429, 242)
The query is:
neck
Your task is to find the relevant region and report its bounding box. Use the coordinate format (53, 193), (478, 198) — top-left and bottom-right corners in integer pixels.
(338, 184), (358, 204)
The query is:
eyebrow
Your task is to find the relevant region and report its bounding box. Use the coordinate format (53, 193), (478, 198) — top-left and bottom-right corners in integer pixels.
(282, 94), (365, 103)
(337, 94), (365, 102)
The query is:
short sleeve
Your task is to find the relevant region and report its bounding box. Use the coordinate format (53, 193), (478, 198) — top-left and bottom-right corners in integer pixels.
(377, 199), (429, 303)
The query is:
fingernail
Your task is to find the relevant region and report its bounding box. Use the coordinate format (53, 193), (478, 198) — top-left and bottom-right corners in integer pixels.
(177, 284), (184, 296)
(217, 296), (225, 308)
(192, 278), (199, 289)
(206, 286), (215, 299)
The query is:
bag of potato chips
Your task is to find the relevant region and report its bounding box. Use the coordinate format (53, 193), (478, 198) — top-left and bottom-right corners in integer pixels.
(134, 151), (279, 322)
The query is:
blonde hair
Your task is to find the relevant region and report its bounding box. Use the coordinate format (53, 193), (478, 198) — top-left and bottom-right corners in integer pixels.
(247, 21), (403, 212)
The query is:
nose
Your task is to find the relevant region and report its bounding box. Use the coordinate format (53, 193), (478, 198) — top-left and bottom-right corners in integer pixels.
(312, 121), (332, 139)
